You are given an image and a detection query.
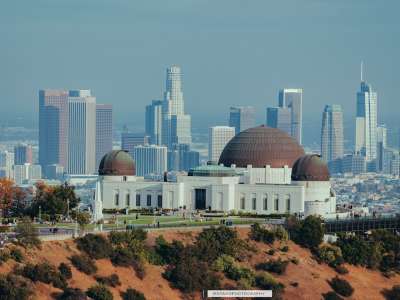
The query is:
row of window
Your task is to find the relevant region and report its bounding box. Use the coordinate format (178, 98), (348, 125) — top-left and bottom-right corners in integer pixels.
(239, 194), (291, 212)
(114, 193), (163, 208)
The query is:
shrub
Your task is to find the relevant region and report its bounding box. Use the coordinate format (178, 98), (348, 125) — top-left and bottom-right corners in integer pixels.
(110, 247), (134, 267)
(0, 274), (34, 300)
(280, 245), (289, 252)
(290, 257), (299, 265)
(109, 229), (147, 246)
(250, 223), (275, 244)
(212, 254), (235, 272)
(10, 248), (24, 262)
(95, 274), (121, 287)
(76, 233), (112, 259)
(256, 258), (289, 275)
(335, 235), (371, 266)
(267, 249), (276, 255)
(334, 265), (349, 275)
(290, 216), (324, 249)
(76, 234), (112, 259)
(225, 264), (255, 285)
(132, 259), (146, 280)
(0, 249), (10, 263)
(56, 287), (87, 300)
(121, 288), (146, 300)
(163, 250), (220, 292)
(58, 263), (72, 280)
(195, 226), (248, 263)
(86, 284), (113, 300)
(70, 254), (97, 275)
(328, 276), (354, 297)
(322, 291), (344, 300)
(19, 262), (67, 289)
(154, 236), (184, 265)
(382, 285), (400, 300)
(15, 218), (41, 248)
(317, 244), (343, 266)
(255, 272), (284, 300)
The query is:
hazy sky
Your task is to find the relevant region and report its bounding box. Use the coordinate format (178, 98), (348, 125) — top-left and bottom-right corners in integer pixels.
(1, 0), (399, 145)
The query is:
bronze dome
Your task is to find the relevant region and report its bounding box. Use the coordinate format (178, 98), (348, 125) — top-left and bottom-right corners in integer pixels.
(98, 150), (135, 176)
(218, 125), (305, 168)
(291, 154), (330, 181)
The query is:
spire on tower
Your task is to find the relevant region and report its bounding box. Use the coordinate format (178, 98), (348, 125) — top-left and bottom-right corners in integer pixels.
(361, 61), (364, 82)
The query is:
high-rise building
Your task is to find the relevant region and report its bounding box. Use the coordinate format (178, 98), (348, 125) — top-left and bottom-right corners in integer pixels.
(321, 105), (344, 163)
(121, 133), (149, 159)
(376, 124), (388, 172)
(229, 106), (255, 135)
(161, 66), (192, 148)
(145, 100), (163, 145)
(96, 104), (113, 169)
(266, 107), (291, 136)
(342, 152), (366, 174)
(14, 144), (33, 165)
(13, 163), (42, 185)
(278, 89), (303, 144)
(208, 126), (235, 162)
(0, 151), (14, 178)
(67, 90), (96, 175)
(167, 144), (200, 172)
(355, 64), (377, 162)
(39, 90), (69, 174)
(134, 145), (168, 176)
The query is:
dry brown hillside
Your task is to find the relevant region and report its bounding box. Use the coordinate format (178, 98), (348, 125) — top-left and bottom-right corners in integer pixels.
(1, 228), (398, 300)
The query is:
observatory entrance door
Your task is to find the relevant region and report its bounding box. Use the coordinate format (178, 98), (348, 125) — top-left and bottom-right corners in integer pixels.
(195, 189), (206, 210)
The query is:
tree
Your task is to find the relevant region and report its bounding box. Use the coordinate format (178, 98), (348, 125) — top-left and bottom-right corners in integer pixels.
(76, 212), (91, 233)
(382, 285), (400, 300)
(15, 218), (41, 248)
(0, 178), (15, 217)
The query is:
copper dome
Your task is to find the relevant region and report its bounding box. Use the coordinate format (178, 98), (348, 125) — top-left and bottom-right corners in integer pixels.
(98, 150), (136, 176)
(291, 154), (330, 181)
(218, 125), (305, 168)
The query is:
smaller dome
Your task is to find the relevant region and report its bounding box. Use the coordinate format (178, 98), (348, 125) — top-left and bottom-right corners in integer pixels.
(291, 154), (330, 181)
(98, 150), (135, 176)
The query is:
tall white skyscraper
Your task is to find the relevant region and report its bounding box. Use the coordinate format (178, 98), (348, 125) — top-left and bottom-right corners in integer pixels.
(145, 100), (163, 145)
(321, 105), (344, 162)
(229, 106), (255, 135)
(161, 66), (192, 148)
(208, 126), (235, 162)
(355, 64), (377, 162)
(278, 88), (303, 144)
(134, 145), (168, 176)
(0, 150), (14, 178)
(67, 90), (96, 174)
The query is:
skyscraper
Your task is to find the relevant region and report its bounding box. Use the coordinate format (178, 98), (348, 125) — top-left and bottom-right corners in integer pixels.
(39, 89), (69, 174)
(0, 150), (14, 178)
(266, 107), (291, 136)
(161, 66), (192, 148)
(145, 100), (163, 145)
(14, 163), (42, 185)
(376, 124), (387, 172)
(14, 144), (33, 165)
(167, 144), (200, 172)
(321, 105), (344, 162)
(96, 104), (113, 169)
(229, 106), (255, 135)
(278, 89), (303, 144)
(67, 90), (96, 174)
(355, 64), (377, 162)
(208, 126), (235, 162)
(134, 145), (168, 176)
(121, 133), (149, 159)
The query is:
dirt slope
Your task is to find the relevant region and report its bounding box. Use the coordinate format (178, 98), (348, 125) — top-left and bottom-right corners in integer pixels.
(1, 228), (398, 300)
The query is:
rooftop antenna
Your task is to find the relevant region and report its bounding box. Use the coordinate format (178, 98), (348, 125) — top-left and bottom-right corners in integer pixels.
(361, 61), (364, 82)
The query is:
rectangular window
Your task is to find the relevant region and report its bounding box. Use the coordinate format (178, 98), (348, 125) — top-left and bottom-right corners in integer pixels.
(263, 195), (268, 210)
(136, 194), (141, 207)
(274, 195), (279, 211)
(157, 195), (162, 208)
(126, 194), (130, 206)
(240, 195), (245, 210)
(147, 194), (152, 207)
(286, 196), (291, 212)
(252, 194), (257, 210)
(114, 193), (119, 206)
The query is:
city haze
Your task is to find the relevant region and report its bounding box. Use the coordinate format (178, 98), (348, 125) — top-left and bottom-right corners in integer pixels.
(1, 0), (400, 145)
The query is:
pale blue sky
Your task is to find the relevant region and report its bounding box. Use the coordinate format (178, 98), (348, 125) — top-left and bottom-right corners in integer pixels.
(1, 0), (399, 145)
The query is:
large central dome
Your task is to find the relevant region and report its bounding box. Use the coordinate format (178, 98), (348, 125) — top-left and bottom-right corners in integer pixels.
(218, 125), (305, 168)
(98, 150), (136, 176)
